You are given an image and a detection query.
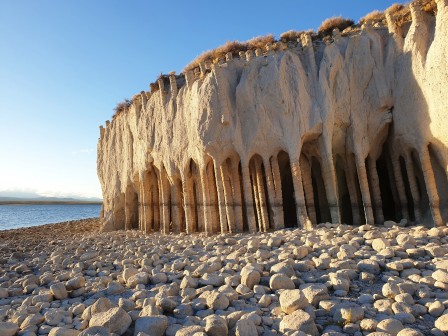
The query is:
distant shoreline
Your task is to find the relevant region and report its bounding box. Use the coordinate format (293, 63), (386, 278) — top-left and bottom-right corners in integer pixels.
(0, 201), (102, 205)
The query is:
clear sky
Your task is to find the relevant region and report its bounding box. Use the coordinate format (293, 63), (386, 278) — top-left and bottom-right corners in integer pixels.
(0, 0), (398, 199)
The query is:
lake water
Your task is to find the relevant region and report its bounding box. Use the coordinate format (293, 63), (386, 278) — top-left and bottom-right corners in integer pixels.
(0, 204), (102, 230)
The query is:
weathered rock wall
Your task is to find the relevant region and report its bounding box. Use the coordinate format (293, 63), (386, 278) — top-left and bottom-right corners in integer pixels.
(98, 0), (448, 233)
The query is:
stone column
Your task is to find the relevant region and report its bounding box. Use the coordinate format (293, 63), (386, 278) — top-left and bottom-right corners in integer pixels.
(206, 166), (219, 234)
(159, 172), (171, 234)
(367, 157), (384, 224)
(231, 160), (244, 232)
(300, 156), (317, 225)
(200, 168), (212, 235)
(344, 157), (360, 225)
(221, 163), (236, 233)
(391, 157), (409, 220)
(147, 189), (154, 232)
(255, 158), (270, 232)
(182, 177), (194, 234)
(241, 163), (257, 233)
(152, 174), (160, 232)
(263, 157), (276, 227)
(404, 153), (422, 222)
(419, 147), (443, 226)
(355, 158), (375, 224)
(140, 175), (152, 233)
(321, 158), (341, 224)
(138, 181), (145, 231)
(290, 158), (309, 228)
(270, 156), (285, 229)
(214, 162), (228, 233)
(251, 163), (262, 232)
(171, 182), (180, 233)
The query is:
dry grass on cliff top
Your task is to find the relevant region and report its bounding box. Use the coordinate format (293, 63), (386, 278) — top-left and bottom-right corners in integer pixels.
(183, 35), (276, 72)
(317, 16), (355, 37)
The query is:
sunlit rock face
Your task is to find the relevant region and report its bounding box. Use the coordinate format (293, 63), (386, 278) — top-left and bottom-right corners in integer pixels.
(97, 1), (448, 234)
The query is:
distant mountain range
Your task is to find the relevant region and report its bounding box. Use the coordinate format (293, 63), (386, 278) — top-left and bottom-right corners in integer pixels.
(0, 191), (102, 204)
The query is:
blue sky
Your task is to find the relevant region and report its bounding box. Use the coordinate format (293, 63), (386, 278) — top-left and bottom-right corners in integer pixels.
(0, 0), (398, 198)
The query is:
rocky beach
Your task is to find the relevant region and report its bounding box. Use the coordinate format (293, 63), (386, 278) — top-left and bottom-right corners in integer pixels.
(1, 219), (448, 335)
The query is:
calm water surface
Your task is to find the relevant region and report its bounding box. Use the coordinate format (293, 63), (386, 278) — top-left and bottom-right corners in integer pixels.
(0, 204), (101, 230)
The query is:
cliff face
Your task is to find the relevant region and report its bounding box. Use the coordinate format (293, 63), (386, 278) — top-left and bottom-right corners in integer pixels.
(98, 0), (448, 234)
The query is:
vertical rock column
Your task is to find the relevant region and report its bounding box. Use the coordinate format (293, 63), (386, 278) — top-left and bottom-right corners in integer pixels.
(345, 159), (361, 225)
(241, 163), (257, 233)
(356, 158), (375, 224)
(270, 156), (285, 229)
(404, 153), (422, 222)
(367, 157), (384, 223)
(255, 158), (270, 232)
(251, 163), (262, 232)
(171, 182), (180, 233)
(140, 173), (152, 233)
(147, 189), (154, 233)
(196, 172), (206, 233)
(159, 171), (171, 234)
(263, 157), (277, 228)
(419, 147), (443, 226)
(206, 166), (220, 234)
(391, 156), (409, 220)
(214, 162), (228, 233)
(151, 173), (160, 231)
(220, 163), (236, 233)
(321, 157), (341, 224)
(290, 158), (310, 228)
(231, 160), (244, 232)
(300, 156), (317, 225)
(182, 177), (194, 234)
(200, 168), (212, 235)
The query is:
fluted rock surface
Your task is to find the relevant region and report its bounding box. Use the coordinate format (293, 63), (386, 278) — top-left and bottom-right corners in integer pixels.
(98, 1), (448, 233)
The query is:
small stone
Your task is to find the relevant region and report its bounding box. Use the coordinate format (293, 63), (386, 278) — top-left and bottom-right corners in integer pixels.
(235, 318), (257, 336)
(376, 318), (404, 336)
(433, 270), (448, 284)
(127, 272), (149, 287)
(134, 316), (168, 336)
(300, 283), (330, 306)
(175, 325), (204, 336)
(429, 301), (445, 317)
(357, 260), (380, 274)
(279, 289), (309, 314)
(90, 297), (115, 315)
(89, 307), (132, 335)
(66, 276), (85, 290)
(279, 309), (318, 335)
(106, 281), (125, 295)
(270, 274), (295, 290)
(0, 322), (19, 336)
(206, 292), (229, 310)
(48, 327), (80, 336)
(205, 314), (228, 336)
(396, 328), (424, 336)
(80, 251), (99, 261)
(333, 303), (364, 323)
(50, 283), (68, 300)
(372, 238), (390, 252)
(240, 266), (261, 289)
(79, 326), (110, 336)
(435, 314), (448, 332)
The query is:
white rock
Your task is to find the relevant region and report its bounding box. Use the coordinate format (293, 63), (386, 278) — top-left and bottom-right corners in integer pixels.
(89, 307), (131, 335)
(269, 274), (295, 290)
(0, 322), (19, 336)
(134, 316), (168, 336)
(279, 309), (318, 335)
(279, 289), (309, 314)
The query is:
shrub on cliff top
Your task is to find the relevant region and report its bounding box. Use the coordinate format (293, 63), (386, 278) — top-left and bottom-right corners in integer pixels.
(360, 10), (386, 26)
(183, 35), (275, 73)
(113, 98), (132, 119)
(318, 16), (355, 37)
(184, 40), (248, 72)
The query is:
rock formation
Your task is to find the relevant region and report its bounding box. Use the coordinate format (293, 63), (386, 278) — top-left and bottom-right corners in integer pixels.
(97, 0), (448, 233)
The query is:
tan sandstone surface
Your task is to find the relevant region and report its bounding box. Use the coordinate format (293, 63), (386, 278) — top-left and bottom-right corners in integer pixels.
(97, 0), (448, 235)
(2, 219), (448, 335)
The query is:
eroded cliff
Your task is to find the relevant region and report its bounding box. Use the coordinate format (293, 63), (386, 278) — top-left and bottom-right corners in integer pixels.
(98, 0), (448, 234)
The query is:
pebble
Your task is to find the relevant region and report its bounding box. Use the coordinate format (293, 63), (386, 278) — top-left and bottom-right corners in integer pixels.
(1, 218), (448, 335)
